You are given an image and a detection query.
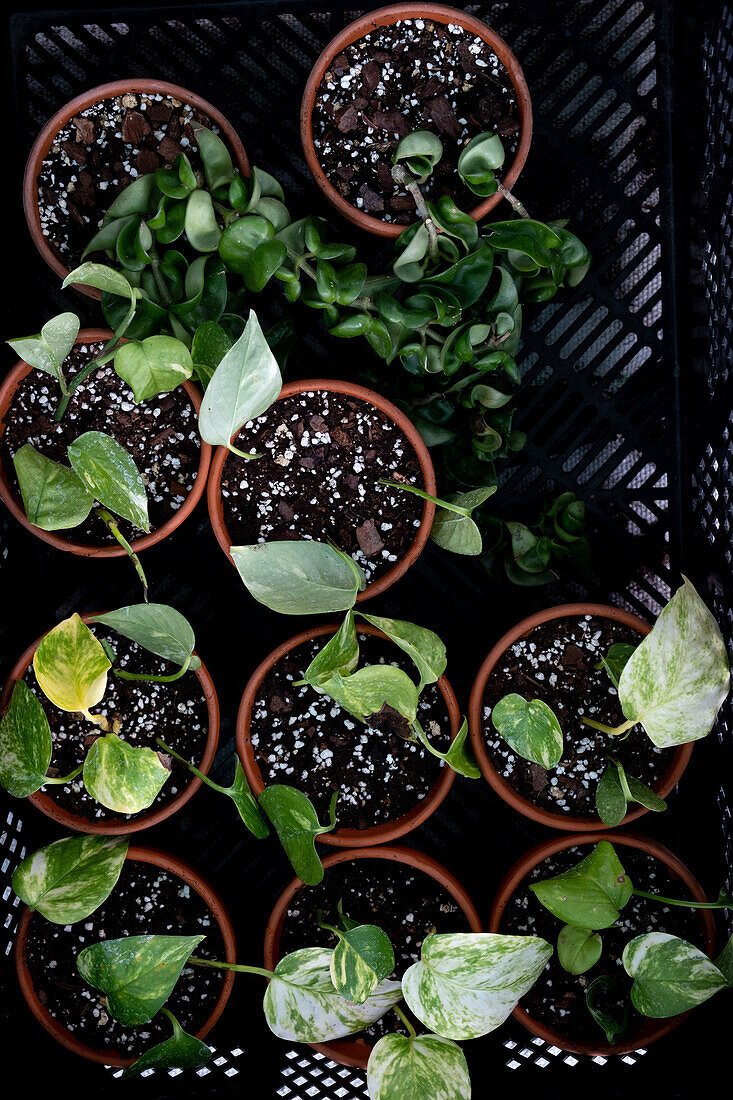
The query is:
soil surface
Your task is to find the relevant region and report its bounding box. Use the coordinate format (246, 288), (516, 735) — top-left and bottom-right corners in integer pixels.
(37, 91), (219, 267)
(1, 342), (201, 545)
(500, 846), (703, 1045)
(24, 859), (226, 1057)
(313, 17), (520, 222)
(481, 615), (671, 818)
(249, 632), (451, 830)
(21, 624), (210, 824)
(278, 856), (472, 1039)
(221, 390), (425, 584)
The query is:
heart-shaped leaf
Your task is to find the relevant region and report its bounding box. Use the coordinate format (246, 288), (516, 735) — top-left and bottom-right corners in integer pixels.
(13, 444), (93, 531)
(402, 932), (552, 1039)
(258, 786), (336, 885)
(431, 487), (496, 556)
(585, 975), (635, 1044)
(557, 924), (602, 975)
(33, 613), (111, 716)
(623, 933), (729, 1017)
(67, 431), (149, 531)
(490, 694), (564, 769)
(114, 335), (193, 403)
(63, 262), (137, 300)
(12, 835), (128, 924)
(83, 733), (170, 813)
(320, 666), (419, 724)
(8, 312), (80, 382)
(530, 841), (633, 929)
(121, 1008), (212, 1079)
(301, 612), (360, 688)
(414, 717), (480, 779)
(359, 614), (446, 688)
(0, 680), (52, 797)
(232, 541), (365, 615)
(598, 642), (636, 689)
(89, 603), (197, 671)
(263, 947), (402, 1042)
(327, 923), (395, 1004)
(77, 934), (203, 1025)
(367, 1033), (471, 1100)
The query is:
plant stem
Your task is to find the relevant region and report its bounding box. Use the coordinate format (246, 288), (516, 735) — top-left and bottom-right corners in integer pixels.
(631, 890), (732, 910)
(581, 717), (636, 737)
(95, 507), (149, 601)
(189, 956), (273, 980)
(157, 737), (220, 790)
(114, 655), (193, 684)
(377, 478), (471, 517)
(393, 1003), (417, 1039)
(148, 246), (173, 308)
(43, 763), (84, 785)
(391, 164), (439, 260)
(496, 182), (530, 218)
(54, 343), (120, 422)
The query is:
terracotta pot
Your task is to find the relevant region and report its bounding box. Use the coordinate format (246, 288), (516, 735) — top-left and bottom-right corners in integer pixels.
(207, 377), (437, 601)
(237, 621), (460, 845)
(264, 843), (482, 1068)
(0, 329), (212, 557)
(487, 830), (717, 1057)
(14, 845), (236, 1066)
(300, 3), (533, 237)
(0, 611), (219, 835)
(24, 78), (250, 296)
(468, 603), (694, 830)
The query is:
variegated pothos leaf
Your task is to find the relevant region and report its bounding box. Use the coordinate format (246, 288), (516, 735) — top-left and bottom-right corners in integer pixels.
(622, 932), (730, 1017)
(12, 835), (128, 923)
(83, 734), (170, 813)
(33, 613), (111, 715)
(367, 1033), (471, 1100)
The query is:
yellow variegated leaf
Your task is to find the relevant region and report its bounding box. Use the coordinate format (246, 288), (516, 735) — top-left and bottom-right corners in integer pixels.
(33, 614), (111, 715)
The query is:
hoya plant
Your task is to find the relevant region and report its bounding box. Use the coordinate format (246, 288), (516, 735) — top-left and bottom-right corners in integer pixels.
(490, 578), (731, 823)
(38, 847), (551, 1092)
(529, 840), (733, 1043)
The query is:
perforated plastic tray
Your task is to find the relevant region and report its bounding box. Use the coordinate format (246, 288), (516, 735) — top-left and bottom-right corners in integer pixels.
(2, 1), (732, 1095)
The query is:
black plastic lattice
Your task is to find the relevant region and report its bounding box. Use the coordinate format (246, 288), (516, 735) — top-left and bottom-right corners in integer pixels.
(2, 1), (732, 1096)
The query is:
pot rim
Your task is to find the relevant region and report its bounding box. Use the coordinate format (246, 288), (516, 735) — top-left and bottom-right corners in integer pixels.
(0, 328), (213, 557)
(264, 843), (482, 1068)
(467, 602), (694, 830)
(206, 376), (437, 602)
(0, 610), (220, 835)
(300, 2), (533, 237)
(23, 77), (250, 297)
(14, 844), (236, 1067)
(487, 829), (717, 1057)
(236, 620), (460, 846)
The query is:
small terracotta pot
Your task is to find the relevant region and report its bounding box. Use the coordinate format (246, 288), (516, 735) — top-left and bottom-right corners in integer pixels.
(237, 621), (460, 845)
(0, 329), (212, 558)
(488, 830), (716, 1057)
(300, 3), (533, 237)
(14, 845), (236, 1066)
(264, 844), (482, 1068)
(0, 611), (219, 835)
(468, 603), (694, 830)
(24, 78), (250, 296)
(207, 377), (436, 602)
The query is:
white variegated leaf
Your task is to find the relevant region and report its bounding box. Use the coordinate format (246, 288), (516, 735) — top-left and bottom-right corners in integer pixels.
(623, 932), (729, 1017)
(367, 1033), (471, 1100)
(12, 835), (128, 923)
(263, 947), (402, 1042)
(402, 933), (552, 1040)
(619, 577), (730, 747)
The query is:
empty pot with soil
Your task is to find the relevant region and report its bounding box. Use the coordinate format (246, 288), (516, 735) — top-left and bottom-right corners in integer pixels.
(264, 845), (482, 1067)
(208, 378), (437, 601)
(488, 832), (718, 1056)
(0, 605), (218, 834)
(14, 840), (235, 1067)
(237, 619), (462, 845)
(468, 584), (731, 829)
(301, 2), (532, 236)
(25, 78), (250, 291)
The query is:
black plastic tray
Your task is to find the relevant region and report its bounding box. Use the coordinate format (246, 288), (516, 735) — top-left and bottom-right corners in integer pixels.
(2, 2), (732, 1095)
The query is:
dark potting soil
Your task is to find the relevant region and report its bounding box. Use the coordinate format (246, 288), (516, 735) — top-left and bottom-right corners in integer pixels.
(24, 859), (226, 1057)
(1, 342), (201, 545)
(250, 632), (452, 830)
(278, 856), (472, 1039)
(37, 91), (219, 267)
(312, 17), (520, 223)
(481, 615), (671, 818)
(500, 846), (702, 1045)
(221, 390), (425, 584)
(21, 625), (210, 824)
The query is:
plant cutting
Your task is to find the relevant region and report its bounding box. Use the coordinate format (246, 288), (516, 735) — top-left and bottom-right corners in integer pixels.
(489, 835), (730, 1055)
(300, 4), (532, 235)
(238, 618), (468, 846)
(469, 580), (729, 829)
(24, 78), (249, 288)
(265, 845), (482, 1067)
(13, 836), (235, 1068)
(0, 604), (219, 833)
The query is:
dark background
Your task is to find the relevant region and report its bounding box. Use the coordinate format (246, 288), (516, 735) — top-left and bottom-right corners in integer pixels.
(1, 1), (732, 1095)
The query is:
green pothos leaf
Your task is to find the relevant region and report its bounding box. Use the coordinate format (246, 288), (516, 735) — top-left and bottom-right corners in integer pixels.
(258, 786), (337, 885)
(585, 975), (635, 1044)
(414, 718), (480, 779)
(89, 603), (198, 671)
(359, 614), (446, 688)
(301, 612), (360, 688)
(263, 947), (402, 1042)
(12, 835), (128, 924)
(232, 541), (365, 615)
(328, 923), (395, 1005)
(557, 924), (602, 975)
(13, 444), (93, 531)
(121, 1008), (213, 1079)
(319, 666), (419, 724)
(83, 734), (170, 813)
(67, 431), (149, 531)
(367, 1033), (471, 1100)
(0, 680), (52, 797)
(530, 841), (633, 929)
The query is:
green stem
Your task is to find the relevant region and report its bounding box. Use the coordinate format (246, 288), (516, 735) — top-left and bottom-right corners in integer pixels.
(54, 340), (121, 422)
(156, 737), (225, 793)
(228, 444), (260, 461)
(393, 1003), (417, 1039)
(115, 655), (193, 684)
(581, 717), (636, 736)
(189, 956), (273, 980)
(43, 763), (83, 785)
(391, 164), (439, 260)
(148, 246), (173, 308)
(631, 889), (732, 910)
(95, 507), (149, 602)
(377, 479), (471, 517)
